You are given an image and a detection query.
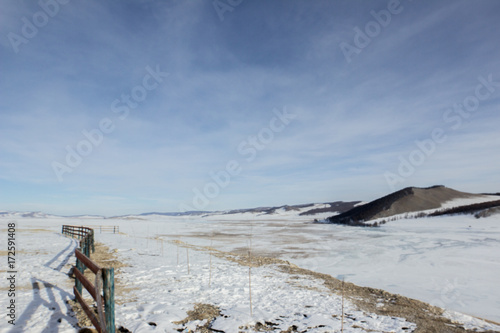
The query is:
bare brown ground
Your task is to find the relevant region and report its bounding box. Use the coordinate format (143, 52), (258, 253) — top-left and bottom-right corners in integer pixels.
(0, 249), (39, 256)
(175, 303), (310, 333)
(0, 228), (53, 233)
(173, 240), (500, 333)
(173, 303), (222, 332)
(381, 186), (475, 218)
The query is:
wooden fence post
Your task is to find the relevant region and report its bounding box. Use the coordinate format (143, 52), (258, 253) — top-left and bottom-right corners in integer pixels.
(64, 225), (115, 333)
(102, 268), (115, 333)
(75, 248), (83, 295)
(83, 236), (88, 258)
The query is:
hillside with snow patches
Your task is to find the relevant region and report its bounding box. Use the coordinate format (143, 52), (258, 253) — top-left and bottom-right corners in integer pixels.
(2, 191), (500, 332)
(327, 186), (500, 226)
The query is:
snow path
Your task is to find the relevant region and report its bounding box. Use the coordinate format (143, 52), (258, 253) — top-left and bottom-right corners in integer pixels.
(0, 223), (79, 332)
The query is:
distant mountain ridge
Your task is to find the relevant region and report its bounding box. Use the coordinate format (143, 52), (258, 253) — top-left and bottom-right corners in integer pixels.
(220, 201), (361, 216)
(0, 201), (360, 219)
(4, 186), (497, 221)
(327, 185), (493, 225)
(134, 202), (361, 218)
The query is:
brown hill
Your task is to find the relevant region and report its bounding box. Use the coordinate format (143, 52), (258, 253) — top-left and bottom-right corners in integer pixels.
(327, 185), (477, 225)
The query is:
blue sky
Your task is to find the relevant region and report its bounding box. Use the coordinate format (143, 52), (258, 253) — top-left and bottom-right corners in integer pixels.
(1, 0), (499, 216)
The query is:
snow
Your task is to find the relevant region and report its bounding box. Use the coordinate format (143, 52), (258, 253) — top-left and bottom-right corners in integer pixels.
(0, 225), (79, 332)
(443, 310), (500, 332)
(1, 199), (500, 332)
(440, 195), (500, 209)
(361, 195), (500, 223)
(112, 242), (415, 332)
(196, 214), (500, 324)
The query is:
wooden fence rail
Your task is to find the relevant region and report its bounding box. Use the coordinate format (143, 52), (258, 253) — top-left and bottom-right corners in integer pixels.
(62, 225), (115, 333)
(83, 225), (120, 234)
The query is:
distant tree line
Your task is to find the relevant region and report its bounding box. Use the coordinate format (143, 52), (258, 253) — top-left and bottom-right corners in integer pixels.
(428, 200), (500, 218)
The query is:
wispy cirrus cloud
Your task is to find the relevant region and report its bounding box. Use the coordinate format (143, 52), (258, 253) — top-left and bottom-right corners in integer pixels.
(1, 0), (499, 215)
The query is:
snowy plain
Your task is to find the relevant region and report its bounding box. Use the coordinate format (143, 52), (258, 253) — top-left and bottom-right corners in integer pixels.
(1, 197), (500, 332)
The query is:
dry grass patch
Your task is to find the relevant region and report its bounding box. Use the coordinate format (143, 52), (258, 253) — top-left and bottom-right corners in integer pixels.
(174, 240), (498, 333)
(0, 228), (52, 233)
(172, 303), (222, 332)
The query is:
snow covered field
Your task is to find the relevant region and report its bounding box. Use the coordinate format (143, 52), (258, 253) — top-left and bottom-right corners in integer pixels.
(1, 199), (500, 332)
(0, 225), (79, 332)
